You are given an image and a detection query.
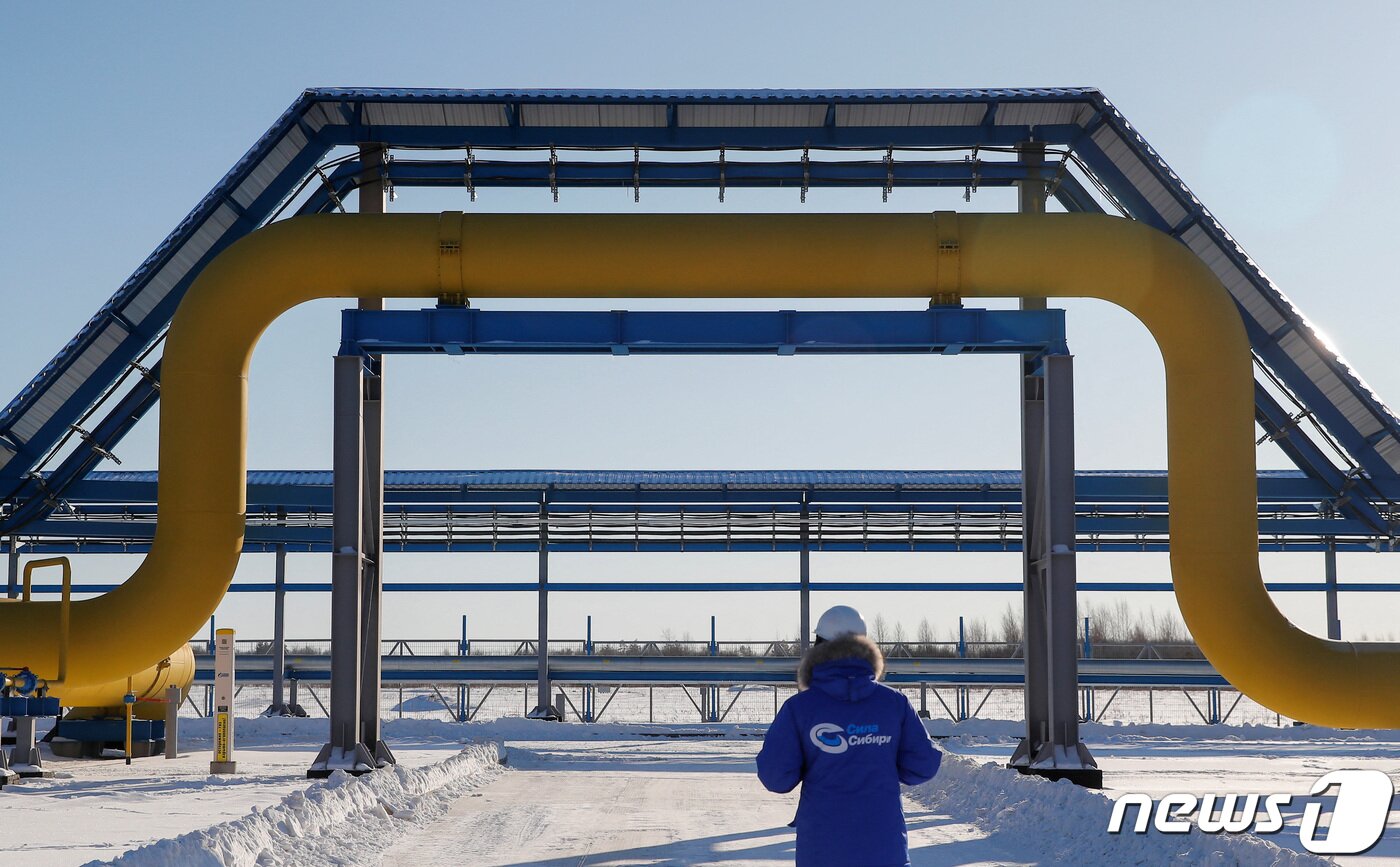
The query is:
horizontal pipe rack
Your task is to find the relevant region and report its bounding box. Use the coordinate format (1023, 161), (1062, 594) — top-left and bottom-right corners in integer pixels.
(193, 653), (1228, 688)
(12, 473), (1392, 559)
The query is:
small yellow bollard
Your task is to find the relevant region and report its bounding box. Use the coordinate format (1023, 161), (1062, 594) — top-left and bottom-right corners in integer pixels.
(124, 676), (134, 766)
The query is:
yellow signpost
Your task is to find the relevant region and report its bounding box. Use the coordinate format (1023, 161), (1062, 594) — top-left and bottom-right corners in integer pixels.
(209, 628), (236, 774)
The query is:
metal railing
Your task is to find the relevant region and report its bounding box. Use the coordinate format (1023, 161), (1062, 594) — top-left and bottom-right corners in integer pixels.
(215, 636), (1204, 660)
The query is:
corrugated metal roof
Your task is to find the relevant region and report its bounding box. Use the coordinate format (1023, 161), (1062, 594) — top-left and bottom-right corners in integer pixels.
(74, 468), (1308, 489)
(310, 87), (1101, 103)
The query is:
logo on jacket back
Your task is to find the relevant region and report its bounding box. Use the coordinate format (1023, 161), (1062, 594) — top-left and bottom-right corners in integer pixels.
(810, 723), (848, 754)
(809, 722), (893, 754)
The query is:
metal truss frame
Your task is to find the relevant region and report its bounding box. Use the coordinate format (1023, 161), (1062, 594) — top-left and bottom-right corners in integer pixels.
(4, 89), (1398, 542)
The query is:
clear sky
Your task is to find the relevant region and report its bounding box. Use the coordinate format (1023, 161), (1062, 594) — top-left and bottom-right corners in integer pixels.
(2, 1), (1398, 648)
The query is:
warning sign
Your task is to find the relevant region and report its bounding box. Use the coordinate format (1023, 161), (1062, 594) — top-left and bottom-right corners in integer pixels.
(215, 712), (229, 762)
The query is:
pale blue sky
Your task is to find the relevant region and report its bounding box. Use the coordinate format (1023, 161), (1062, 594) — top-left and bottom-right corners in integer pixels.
(2, 2), (1398, 646)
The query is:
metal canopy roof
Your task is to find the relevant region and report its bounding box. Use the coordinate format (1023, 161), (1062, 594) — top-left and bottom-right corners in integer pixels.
(68, 467), (1298, 490)
(3, 87), (1398, 540)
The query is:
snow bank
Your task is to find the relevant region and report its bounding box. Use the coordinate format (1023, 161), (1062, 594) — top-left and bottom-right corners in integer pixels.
(457, 717), (769, 742)
(909, 752), (1329, 866)
(92, 743), (504, 867)
(173, 711), (1396, 751)
(176, 714), (486, 746)
(174, 714), (772, 748)
(176, 714), (327, 745)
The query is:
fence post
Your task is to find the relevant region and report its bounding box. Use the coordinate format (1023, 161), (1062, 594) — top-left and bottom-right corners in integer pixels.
(6, 536), (18, 599)
(956, 616), (969, 722)
(266, 514), (288, 717)
(1324, 540), (1342, 640)
(164, 684), (180, 759)
(1082, 616), (1094, 722)
(709, 616), (719, 722)
(585, 615), (594, 722)
(457, 614), (468, 722)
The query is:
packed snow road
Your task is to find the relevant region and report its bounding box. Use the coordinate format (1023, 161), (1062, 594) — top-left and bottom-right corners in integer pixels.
(392, 736), (1033, 866)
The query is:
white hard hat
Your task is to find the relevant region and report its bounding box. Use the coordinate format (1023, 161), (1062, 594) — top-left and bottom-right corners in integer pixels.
(815, 605), (867, 641)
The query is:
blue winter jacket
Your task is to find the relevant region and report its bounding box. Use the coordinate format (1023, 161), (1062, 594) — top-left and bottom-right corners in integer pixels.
(756, 638), (941, 867)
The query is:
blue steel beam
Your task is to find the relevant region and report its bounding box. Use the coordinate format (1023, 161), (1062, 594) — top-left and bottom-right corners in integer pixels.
(13, 516), (1380, 543)
(303, 156), (1100, 219)
(0, 307), (1065, 532)
(0, 360), (163, 536)
(46, 470), (1348, 506)
(14, 466), (1389, 553)
(1253, 381), (1392, 535)
(23, 504), (1358, 519)
(1249, 323), (1400, 500)
(339, 307), (1069, 357)
(396, 156), (1050, 189)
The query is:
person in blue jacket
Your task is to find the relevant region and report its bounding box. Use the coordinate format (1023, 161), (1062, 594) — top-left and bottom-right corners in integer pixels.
(756, 605), (941, 867)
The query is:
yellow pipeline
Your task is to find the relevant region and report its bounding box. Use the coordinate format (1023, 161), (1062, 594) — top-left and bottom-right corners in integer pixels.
(1, 212), (1394, 727)
(12, 553), (193, 713)
(59, 644), (195, 721)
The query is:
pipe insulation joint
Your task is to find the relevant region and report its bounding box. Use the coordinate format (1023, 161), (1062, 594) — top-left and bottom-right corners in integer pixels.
(437, 211), (466, 304)
(932, 210), (961, 305)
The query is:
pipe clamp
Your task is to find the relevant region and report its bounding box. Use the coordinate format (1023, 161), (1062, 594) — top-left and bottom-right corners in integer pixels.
(437, 211), (468, 306)
(932, 211), (961, 306)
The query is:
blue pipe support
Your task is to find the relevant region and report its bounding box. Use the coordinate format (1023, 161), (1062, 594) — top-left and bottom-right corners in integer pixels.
(339, 307), (1069, 358)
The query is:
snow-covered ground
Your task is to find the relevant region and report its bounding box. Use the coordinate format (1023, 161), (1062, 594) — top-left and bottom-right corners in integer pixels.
(1, 717), (495, 866)
(220, 681), (1292, 727)
(4, 713), (1396, 865)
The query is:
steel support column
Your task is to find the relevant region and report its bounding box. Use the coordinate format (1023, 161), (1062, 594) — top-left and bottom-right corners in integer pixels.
(528, 493), (559, 719)
(165, 684), (180, 759)
(265, 507), (290, 715)
(1325, 539), (1342, 640)
(6, 537), (16, 599)
(9, 714), (49, 778)
(309, 355), (376, 777)
(266, 507), (305, 716)
(359, 361), (393, 763)
(1009, 353), (1101, 787)
(357, 143), (393, 764)
(799, 493), (811, 652)
(1007, 138), (1100, 786)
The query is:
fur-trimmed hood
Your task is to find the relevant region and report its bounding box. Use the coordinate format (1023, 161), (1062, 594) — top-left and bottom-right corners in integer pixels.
(797, 634), (885, 692)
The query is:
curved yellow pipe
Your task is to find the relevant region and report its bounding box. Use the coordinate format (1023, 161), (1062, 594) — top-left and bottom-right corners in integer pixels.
(1, 211), (1394, 726)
